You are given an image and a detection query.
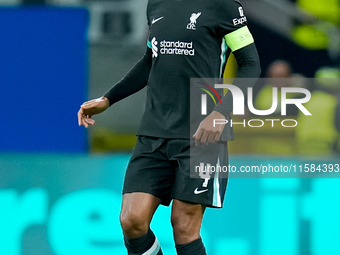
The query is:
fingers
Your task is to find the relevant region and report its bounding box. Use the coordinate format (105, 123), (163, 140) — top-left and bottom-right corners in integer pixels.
(193, 112), (226, 145)
(78, 107), (95, 128)
(83, 115), (95, 126)
(213, 131), (222, 142)
(206, 132), (216, 144)
(78, 97), (107, 128)
(78, 108), (89, 128)
(77, 108), (84, 126)
(200, 130), (209, 144)
(193, 127), (222, 145)
(193, 128), (203, 146)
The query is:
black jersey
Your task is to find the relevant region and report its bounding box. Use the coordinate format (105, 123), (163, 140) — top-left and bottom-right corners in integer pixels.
(137, 0), (255, 140)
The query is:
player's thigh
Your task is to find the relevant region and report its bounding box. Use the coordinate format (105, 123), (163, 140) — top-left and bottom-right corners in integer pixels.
(171, 199), (206, 242)
(171, 199), (206, 223)
(120, 192), (161, 226)
(123, 136), (175, 206)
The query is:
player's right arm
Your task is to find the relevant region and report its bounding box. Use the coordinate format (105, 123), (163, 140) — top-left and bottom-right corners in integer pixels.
(78, 46), (152, 128)
(103, 46), (152, 106)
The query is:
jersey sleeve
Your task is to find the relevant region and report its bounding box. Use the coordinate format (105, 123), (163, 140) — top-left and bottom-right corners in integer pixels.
(212, 0), (260, 117)
(103, 46), (152, 106)
(213, 44), (261, 116)
(218, 0), (254, 52)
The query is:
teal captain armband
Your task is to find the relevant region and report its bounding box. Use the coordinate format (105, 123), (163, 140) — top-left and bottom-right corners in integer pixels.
(225, 26), (254, 52)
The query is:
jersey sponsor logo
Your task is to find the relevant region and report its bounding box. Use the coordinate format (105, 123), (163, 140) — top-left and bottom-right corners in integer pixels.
(186, 12), (201, 30)
(233, 7), (247, 25)
(151, 16), (163, 25)
(194, 187), (208, 195)
(151, 37), (158, 57)
(151, 37), (195, 57)
(238, 7), (244, 17)
(233, 16), (247, 26)
(160, 40), (195, 56)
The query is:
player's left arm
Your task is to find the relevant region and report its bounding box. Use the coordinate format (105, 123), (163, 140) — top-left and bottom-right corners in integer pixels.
(193, 42), (261, 144)
(193, 1), (261, 144)
(215, 0), (262, 116)
(214, 41), (261, 118)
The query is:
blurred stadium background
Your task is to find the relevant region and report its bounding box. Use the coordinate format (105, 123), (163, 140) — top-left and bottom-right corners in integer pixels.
(0, 0), (339, 254)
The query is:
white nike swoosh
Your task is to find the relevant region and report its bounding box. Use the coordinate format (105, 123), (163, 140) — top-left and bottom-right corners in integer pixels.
(152, 16), (164, 24)
(194, 187), (208, 195)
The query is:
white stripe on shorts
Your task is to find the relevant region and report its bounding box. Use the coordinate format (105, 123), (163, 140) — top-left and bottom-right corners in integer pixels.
(213, 156), (222, 207)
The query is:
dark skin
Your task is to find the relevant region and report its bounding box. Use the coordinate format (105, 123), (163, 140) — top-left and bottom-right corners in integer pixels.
(119, 193), (205, 244)
(77, 97), (109, 128)
(77, 96), (221, 244)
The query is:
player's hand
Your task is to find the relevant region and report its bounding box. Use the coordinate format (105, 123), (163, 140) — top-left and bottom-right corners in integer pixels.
(77, 97), (110, 128)
(193, 111), (226, 146)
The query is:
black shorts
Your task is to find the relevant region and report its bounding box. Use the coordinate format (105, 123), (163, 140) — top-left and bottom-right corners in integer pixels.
(123, 136), (229, 208)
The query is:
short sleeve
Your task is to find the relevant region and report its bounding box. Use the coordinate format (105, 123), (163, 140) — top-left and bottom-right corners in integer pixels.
(218, 0), (254, 51)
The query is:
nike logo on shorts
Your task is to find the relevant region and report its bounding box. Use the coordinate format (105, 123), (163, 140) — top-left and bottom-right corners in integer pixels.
(194, 187), (208, 194)
(152, 16), (164, 24)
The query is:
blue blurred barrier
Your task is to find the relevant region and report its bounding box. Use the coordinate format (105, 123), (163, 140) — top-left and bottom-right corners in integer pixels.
(0, 154), (339, 255)
(0, 7), (88, 153)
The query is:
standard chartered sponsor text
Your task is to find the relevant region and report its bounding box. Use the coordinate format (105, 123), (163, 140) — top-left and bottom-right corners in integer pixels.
(159, 40), (195, 56)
